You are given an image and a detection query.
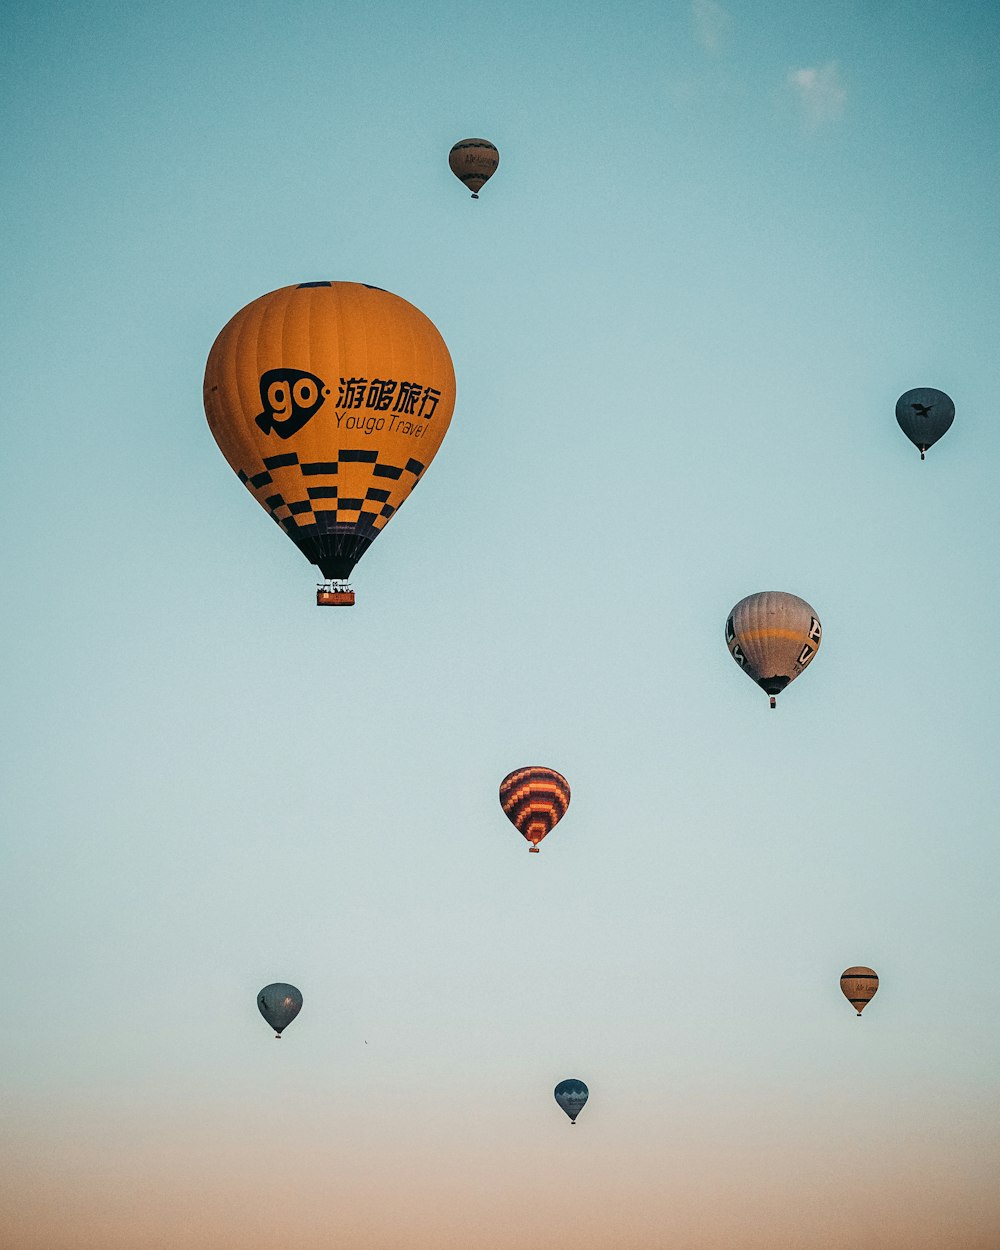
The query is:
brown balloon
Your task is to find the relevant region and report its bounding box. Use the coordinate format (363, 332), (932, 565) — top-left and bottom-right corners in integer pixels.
(448, 138), (499, 199)
(840, 966), (878, 1017)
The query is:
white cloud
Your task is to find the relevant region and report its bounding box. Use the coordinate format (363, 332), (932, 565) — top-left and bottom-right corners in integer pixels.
(692, 0), (729, 52)
(788, 61), (847, 126)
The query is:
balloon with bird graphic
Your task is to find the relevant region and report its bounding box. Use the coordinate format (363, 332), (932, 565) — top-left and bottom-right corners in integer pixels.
(257, 983), (303, 1038)
(448, 138), (499, 198)
(725, 592), (822, 708)
(204, 282), (456, 604)
(895, 387), (954, 459)
(499, 766), (571, 852)
(840, 967), (878, 1017)
(554, 1079), (589, 1124)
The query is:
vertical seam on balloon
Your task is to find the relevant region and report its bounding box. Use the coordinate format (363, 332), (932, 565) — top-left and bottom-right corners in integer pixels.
(236, 294), (265, 478)
(335, 287), (350, 553)
(274, 286), (296, 530)
(358, 284), (374, 533)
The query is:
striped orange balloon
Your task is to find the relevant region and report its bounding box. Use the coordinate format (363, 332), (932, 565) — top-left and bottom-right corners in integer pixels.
(499, 767), (570, 853)
(840, 966), (879, 1017)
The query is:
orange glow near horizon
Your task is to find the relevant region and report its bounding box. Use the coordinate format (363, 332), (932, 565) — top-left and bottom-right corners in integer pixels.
(5, 1091), (1000, 1249)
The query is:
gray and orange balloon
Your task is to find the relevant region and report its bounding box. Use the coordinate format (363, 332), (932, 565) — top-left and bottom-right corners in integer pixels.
(726, 591), (822, 708)
(840, 967), (878, 1017)
(448, 138), (499, 199)
(499, 766), (570, 853)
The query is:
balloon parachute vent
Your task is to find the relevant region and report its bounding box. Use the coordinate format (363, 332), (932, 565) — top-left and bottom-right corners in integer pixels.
(317, 582), (355, 607)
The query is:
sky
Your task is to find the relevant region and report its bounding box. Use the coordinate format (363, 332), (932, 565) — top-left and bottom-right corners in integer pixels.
(2, 2), (1000, 1246)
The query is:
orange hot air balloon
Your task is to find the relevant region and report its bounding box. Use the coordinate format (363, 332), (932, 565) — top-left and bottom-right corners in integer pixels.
(499, 767), (570, 853)
(840, 966), (879, 1017)
(448, 138), (499, 198)
(204, 282), (456, 603)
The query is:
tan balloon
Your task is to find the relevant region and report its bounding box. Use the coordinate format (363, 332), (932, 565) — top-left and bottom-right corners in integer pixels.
(448, 138), (499, 198)
(841, 966), (879, 1017)
(725, 591), (822, 708)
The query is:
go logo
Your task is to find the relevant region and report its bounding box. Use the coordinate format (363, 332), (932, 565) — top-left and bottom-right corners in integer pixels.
(254, 368), (330, 438)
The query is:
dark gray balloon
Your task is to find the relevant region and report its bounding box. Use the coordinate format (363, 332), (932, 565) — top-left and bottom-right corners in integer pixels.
(257, 983), (302, 1037)
(554, 1078), (589, 1124)
(895, 387), (955, 459)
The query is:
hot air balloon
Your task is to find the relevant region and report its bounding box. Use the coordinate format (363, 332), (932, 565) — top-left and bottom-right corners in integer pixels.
(257, 983), (302, 1038)
(840, 967), (878, 1017)
(204, 282), (456, 604)
(499, 766), (570, 853)
(448, 138), (499, 199)
(895, 387), (954, 460)
(554, 1079), (589, 1124)
(725, 592), (822, 708)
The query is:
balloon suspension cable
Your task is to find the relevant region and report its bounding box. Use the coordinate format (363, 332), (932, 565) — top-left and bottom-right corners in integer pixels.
(769, 695), (776, 709)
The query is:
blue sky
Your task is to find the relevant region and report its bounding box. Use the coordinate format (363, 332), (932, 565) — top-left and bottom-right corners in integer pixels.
(3, 3), (1000, 1246)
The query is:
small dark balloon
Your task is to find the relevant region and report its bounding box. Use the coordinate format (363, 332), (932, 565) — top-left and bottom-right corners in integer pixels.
(257, 983), (303, 1036)
(554, 1078), (589, 1123)
(895, 388), (954, 458)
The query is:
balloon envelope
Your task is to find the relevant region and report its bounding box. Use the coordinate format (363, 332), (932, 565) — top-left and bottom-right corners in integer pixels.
(258, 983), (303, 1035)
(840, 967), (878, 1016)
(499, 766), (571, 852)
(554, 1079), (589, 1123)
(895, 387), (954, 458)
(448, 138), (499, 197)
(204, 282), (456, 583)
(726, 591), (821, 706)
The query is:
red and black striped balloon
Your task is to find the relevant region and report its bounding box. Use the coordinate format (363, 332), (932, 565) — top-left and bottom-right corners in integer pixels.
(499, 766), (571, 852)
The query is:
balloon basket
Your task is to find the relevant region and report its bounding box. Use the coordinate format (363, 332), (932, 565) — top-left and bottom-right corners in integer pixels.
(529, 846), (540, 853)
(317, 583), (355, 607)
(769, 696), (776, 709)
